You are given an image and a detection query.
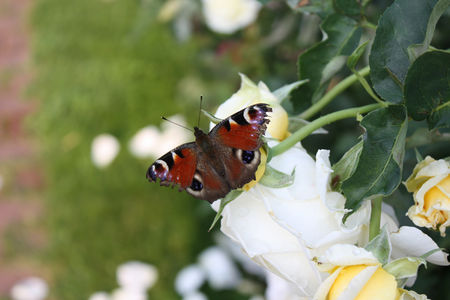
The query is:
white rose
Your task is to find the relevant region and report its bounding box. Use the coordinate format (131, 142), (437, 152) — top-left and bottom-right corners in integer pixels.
(89, 292), (111, 300)
(129, 115), (191, 159)
(198, 247), (241, 289)
(91, 134), (120, 168)
(10, 277), (48, 300)
(201, 0), (261, 34)
(116, 261), (158, 292)
(175, 264), (206, 296)
(111, 288), (146, 300)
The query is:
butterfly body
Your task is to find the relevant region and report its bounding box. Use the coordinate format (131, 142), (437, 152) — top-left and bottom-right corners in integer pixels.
(147, 103), (272, 203)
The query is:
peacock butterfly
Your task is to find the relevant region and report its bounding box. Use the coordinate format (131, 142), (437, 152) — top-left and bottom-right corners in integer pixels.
(146, 103), (272, 203)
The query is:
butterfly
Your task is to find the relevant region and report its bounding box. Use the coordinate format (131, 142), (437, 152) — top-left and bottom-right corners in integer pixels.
(146, 103), (272, 203)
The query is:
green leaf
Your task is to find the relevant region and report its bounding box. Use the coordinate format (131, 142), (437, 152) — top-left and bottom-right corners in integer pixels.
(369, 0), (450, 104)
(347, 41), (369, 70)
(273, 79), (309, 103)
(259, 165), (295, 188)
(332, 140), (363, 191)
(342, 105), (408, 212)
(208, 190), (242, 231)
(333, 0), (362, 16)
(286, 0), (333, 18)
(292, 14), (362, 113)
(365, 227), (391, 265)
(384, 257), (426, 283)
(404, 50), (450, 130)
(202, 109), (222, 124)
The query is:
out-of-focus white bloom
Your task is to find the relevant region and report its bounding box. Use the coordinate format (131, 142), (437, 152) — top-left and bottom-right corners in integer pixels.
(201, 0), (261, 34)
(91, 134), (120, 168)
(10, 277), (48, 300)
(212, 73), (288, 141)
(175, 265), (206, 296)
(89, 292), (111, 300)
(249, 296), (266, 300)
(116, 261), (158, 292)
(182, 291), (208, 300)
(0, 173), (3, 190)
(198, 246), (241, 289)
(111, 288), (147, 300)
(129, 115), (191, 159)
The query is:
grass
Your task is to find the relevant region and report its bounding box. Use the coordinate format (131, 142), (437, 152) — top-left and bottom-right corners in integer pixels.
(30, 0), (214, 298)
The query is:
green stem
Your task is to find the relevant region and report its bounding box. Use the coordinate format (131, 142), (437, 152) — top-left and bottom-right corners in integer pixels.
(270, 103), (383, 158)
(369, 197), (383, 241)
(300, 66), (371, 120)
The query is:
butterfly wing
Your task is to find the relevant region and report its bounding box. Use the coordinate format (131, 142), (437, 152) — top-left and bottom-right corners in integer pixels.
(146, 143), (198, 190)
(209, 103), (272, 189)
(146, 142), (230, 202)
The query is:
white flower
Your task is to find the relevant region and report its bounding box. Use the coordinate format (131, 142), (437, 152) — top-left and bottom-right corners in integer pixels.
(201, 0), (261, 34)
(10, 277), (48, 300)
(111, 288), (146, 300)
(91, 134), (120, 168)
(198, 246), (241, 289)
(89, 292), (111, 300)
(265, 272), (307, 300)
(182, 291), (208, 300)
(175, 264), (206, 296)
(129, 115), (191, 159)
(116, 261), (158, 292)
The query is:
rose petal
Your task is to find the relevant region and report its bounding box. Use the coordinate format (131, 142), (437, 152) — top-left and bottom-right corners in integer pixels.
(390, 226), (449, 266)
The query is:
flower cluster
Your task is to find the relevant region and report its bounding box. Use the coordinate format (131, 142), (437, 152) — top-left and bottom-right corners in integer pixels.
(208, 74), (450, 300)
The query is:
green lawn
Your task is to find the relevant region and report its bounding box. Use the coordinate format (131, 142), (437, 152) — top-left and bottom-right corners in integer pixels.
(30, 0), (214, 298)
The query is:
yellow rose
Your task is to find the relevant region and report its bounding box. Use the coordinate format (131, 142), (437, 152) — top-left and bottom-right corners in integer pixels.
(405, 156), (450, 236)
(327, 265), (399, 300)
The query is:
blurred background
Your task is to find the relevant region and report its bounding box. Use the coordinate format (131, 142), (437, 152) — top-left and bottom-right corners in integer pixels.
(0, 0), (449, 299)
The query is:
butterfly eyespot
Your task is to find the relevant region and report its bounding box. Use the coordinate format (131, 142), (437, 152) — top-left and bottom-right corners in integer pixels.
(241, 150), (255, 164)
(190, 178), (203, 191)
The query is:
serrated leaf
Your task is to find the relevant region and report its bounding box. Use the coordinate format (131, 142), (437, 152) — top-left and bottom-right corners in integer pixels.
(292, 14), (362, 113)
(259, 165), (295, 188)
(404, 50), (450, 130)
(365, 227), (391, 265)
(347, 41), (369, 70)
(333, 0), (362, 16)
(208, 190), (241, 231)
(342, 105), (408, 212)
(332, 140), (363, 191)
(286, 0), (333, 18)
(369, 0), (450, 104)
(273, 80), (309, 103)
(384, 257), (426, 281)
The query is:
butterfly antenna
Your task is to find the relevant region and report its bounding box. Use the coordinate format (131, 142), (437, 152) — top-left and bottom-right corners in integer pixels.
(197, 95), (203, 128)
(161, 116), (193, 132)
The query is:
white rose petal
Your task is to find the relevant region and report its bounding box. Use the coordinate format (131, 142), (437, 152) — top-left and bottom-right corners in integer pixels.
(89, 292), (111, 300)
(111, 288), (147, 300)
(220, 189), (321, 297)
(198, 247), (241, 289)
(175, 265), (206, 296)
(91, 134), (120, 168)
(265, 271), (306, 300)
(202, 0), (261, 34)
(318, 244), (378, 271)
(390, 226), (450, 266)
(116, 261), (158, 291)
(10, 277), (48, 300)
